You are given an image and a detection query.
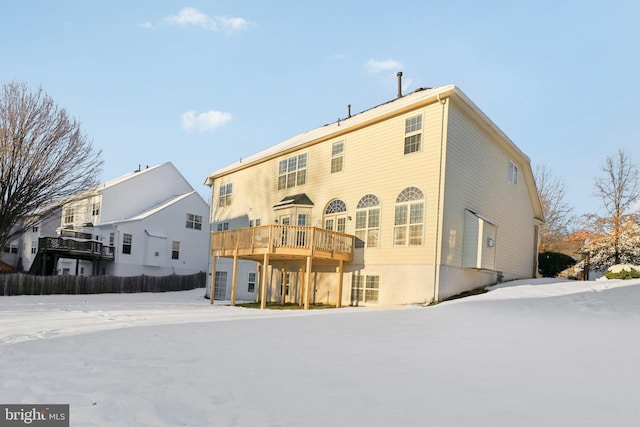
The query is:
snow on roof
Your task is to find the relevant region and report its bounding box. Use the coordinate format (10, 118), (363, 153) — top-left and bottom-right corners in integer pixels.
(99, 163), (167, 191)
(273, 193), (314, 208)
(205, 84), (531, 185)
(67, 163), (172, 202)
(97, 191), (196, 226)
(205, 85), (456, 182)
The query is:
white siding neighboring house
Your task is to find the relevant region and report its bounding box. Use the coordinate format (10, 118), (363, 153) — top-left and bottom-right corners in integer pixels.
(24, 162), (209, 277)
(1, 207), (61, 272)
(205, 84), (544, 307)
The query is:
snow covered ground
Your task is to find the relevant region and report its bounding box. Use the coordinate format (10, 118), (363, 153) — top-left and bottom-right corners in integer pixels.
(2, 278), (640, 426)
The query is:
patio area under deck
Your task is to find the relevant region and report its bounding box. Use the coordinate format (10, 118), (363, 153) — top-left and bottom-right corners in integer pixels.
(210, 225), (354, 309)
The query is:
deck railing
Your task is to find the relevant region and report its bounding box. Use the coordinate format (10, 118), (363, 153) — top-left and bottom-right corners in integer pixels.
(211, 225), (353, 261)
(39, 237), (115, 258)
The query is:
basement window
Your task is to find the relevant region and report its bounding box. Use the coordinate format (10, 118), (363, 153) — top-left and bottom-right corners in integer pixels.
(247, 272), (256, 293)
(351, 274), (379, 304)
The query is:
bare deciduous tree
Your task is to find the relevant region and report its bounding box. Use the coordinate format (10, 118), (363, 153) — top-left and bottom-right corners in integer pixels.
(592, 149), (640, 264)
(534, 164), (574, 253)
(0, 81), (102, 251)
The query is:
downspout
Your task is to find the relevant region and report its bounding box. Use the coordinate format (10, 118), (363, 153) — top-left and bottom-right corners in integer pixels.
(431, 93), (448, 303)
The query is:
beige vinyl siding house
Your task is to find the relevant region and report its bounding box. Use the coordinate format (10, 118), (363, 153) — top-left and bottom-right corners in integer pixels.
(206, 84), (543, 307)
(436, 97), (541, 298)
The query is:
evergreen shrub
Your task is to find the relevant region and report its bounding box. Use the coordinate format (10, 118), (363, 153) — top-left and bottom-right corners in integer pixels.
(604, 268), (640, 280)
(538, 251), (576, 277)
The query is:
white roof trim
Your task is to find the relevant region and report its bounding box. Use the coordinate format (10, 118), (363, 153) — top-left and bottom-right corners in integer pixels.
(468, 209), (496, 226)
(145, 229), (167, 238)
(97, 192), (196, 226)
(273, 198), (295, 207)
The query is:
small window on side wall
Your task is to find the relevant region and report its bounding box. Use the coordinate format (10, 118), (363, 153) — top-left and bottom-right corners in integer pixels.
(508, 161), (518, 185)
(248, 272), (256, 293)
(219, 183), (233, 207)
(172, 241), (180, 260)
(186, 213), (203, 230)
(331, 141), (344, 173)
(404, 114), (422, 155)
(122, 233), (132, 254)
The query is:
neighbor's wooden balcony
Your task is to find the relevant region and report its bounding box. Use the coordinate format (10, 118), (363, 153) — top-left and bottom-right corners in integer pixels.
(38, 237), (115, 259)
(211, 225), (353, 262)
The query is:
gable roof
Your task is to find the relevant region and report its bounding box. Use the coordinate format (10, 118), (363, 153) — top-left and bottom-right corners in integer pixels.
(68, 162), (185, 202)
(205, 85), (453, 183)
(99, 163), (166, 191)
(96, 191), (198, 226)
(205, 84), (543, 221)
(206, 85), (531, 182)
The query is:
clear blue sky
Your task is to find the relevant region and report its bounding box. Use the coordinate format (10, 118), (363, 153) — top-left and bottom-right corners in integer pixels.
(1, 1), (639, 218)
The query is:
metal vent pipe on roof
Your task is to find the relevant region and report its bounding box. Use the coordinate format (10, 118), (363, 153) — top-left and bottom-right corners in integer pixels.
(397, 71), (403, 98)
(348, 104), (351, 118)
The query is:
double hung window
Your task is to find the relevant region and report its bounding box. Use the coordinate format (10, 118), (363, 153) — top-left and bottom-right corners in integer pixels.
(404, 114), (423, 154)
(355, 194), (381, 248)
(186, 213), (202, 230)
(331, 141), (344, 173)
(122, 233), (132, 254)
(278, 153), (307, 190)
(219, 183), (233, 207)
(508, 161), (518, 184)
(394, 187), (425, 246)
(172, 241), (180, 260)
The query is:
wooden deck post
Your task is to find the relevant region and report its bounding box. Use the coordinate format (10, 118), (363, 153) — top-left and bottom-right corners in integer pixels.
(230, 254), (238, 306)
(260, 253), (269, 309)
(281, 267), (287, 304)
(209, 255), (217, 305)
(336, 260), (344, 308)
(209, 225), (354, 308)
(255, 262), (262, 303)
(298, 266), (304, 306)
(304, 256), (313, 310)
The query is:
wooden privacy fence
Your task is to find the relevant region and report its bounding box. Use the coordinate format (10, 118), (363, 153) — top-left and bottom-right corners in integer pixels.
(0, 272), (206, 296)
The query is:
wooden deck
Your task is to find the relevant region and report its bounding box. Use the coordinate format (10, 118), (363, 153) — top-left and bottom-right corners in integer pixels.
(210, 225), (353, 262)
(210, 225), (354, 309)
(39, 237), (115, 260)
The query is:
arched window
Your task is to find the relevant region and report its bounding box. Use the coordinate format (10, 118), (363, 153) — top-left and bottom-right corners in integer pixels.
(355, 194), (381, 248)
(394, 187), (425, 246)
(324, 199), (347, 233)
